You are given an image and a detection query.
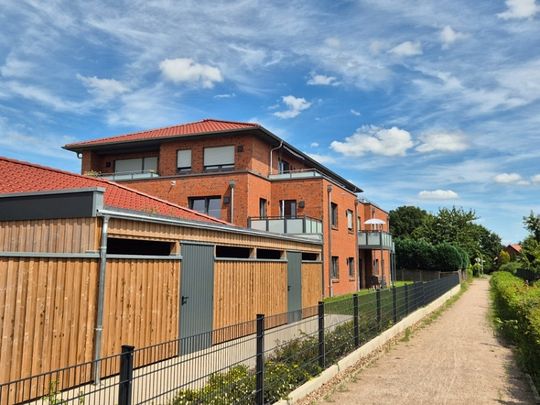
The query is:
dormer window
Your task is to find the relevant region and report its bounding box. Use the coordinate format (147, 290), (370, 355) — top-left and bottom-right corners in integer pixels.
(204, 145), (235, 171)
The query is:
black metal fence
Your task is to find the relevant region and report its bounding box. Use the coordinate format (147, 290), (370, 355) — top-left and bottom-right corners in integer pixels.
(0, 275), (459, 405)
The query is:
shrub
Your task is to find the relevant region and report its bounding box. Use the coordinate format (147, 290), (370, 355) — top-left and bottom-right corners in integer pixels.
(490, 272), (540, 392)
(498, 261), (521, 274)
(433, 243), (463, 272)
(395, 238), (436, 270)
(498, 250), (511, 267)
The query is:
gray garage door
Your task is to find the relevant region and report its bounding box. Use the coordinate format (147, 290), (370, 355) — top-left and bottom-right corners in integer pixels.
(180, 243), (214, 353)
(287, 251), (302, 323)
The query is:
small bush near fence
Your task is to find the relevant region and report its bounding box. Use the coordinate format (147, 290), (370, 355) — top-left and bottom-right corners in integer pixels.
(490, 272), (540, 391)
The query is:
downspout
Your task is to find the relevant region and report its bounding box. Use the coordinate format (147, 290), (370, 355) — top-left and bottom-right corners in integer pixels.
(269, 141), (284, 175)
(354, 199), (360, 290)
(229, 180), (236, 224)
(327, 185), (333, 297)
(93, 215), (109, 384)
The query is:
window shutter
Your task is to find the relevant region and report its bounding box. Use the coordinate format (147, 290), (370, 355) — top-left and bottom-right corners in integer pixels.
(204, 146), (235, 167)
(177, 150), (192, 169)
(144, 157), (158, 172)
(115, 158), (143, 173)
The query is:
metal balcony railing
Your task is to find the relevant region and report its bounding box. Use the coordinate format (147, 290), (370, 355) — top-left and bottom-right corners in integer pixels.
(98, 170), (160, 181)
(358, 230), (394, 251)
(248, 215), (323, 235)
(268, 169), (323, 180)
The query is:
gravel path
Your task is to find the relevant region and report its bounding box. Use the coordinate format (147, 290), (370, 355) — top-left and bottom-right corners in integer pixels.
(318, 278), (535, 404)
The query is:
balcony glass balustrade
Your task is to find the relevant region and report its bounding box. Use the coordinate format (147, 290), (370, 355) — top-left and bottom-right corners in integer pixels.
(358, 230), (394, 251)
(97, 170), (160, 181)
(248, 215), (323, 236)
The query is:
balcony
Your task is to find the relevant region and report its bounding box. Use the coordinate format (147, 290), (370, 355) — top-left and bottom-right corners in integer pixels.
(358, 231), (394, 251)
(248, 216), (323, 237)
(97, 170), (160, 181)
(268, 169), (323, 181)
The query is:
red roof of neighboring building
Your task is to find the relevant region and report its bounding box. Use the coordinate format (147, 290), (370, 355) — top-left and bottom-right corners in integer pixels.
(64, 119), (259, 149)
(0, 156), (227, 225)
(508, 244), (522, 253)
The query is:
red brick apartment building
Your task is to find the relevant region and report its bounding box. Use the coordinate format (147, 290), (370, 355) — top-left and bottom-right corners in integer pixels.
(65, 119), (393, 297)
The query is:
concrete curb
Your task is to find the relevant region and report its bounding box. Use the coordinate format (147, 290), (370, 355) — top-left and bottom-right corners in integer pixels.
(274, 284), (462, 405)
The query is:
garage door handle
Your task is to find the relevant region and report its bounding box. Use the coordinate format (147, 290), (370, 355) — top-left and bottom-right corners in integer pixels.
(181, 296), (189, 305)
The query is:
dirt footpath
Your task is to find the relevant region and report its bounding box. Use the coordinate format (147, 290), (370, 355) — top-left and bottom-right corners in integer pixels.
(319, 278), (535, 404)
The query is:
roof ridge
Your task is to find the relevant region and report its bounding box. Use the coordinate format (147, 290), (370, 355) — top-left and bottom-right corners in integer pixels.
(65, 118), (259, 148)
(0, 156), (230, 225)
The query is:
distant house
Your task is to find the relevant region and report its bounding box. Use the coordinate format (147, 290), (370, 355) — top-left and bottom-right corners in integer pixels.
(504, 243), (522, 259)
(0, 156), (322, 398)
(64, 118), (395, 295)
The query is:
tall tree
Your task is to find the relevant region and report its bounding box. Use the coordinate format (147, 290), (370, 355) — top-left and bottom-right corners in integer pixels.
(523, 211), (540, 242)
(389, 206), (430, 238)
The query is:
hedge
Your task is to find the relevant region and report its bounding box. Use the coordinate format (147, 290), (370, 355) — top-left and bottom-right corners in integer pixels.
(490, 272), (540, 392)
(395, 239), (466, 272)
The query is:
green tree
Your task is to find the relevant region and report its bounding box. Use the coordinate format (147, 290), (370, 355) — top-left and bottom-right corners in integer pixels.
(433, 243), (463, 272)
(498, 250), (511, 267)
(523, 211), (540, 242)
(518, 236), (540, 274)
(389, 206), (430, 238)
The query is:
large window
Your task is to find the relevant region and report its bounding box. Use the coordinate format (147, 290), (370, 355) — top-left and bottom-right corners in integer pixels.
(331, 256), (339, 279)
(346, 209), (353, 230)
(203, 145), (235, 171)
(278, 159), (291, 174)
(189, 196), (221, 218)
(280, 200), (297, 218)
(115, 157), (157, 173)
(176, 149), (192, 173)
(331, 203), (338, 227)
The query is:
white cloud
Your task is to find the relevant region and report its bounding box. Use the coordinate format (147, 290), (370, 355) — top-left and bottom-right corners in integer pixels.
(307, 153), (336, 164)
(310, 142), (319, 147)
(274, 95), (312, 119)
(494, 172), (529, 185)
(77, 74), (128, 101)
(532, 174), (540, 184)
(4, 81), (82, 112)
(416, 132), (468, 153)
(330, 125), (413, 156)
(350, 109), (361, 116)
(440, 26), (466, 48)
(388, 41), (422, 57)
(418, 189), (459, 200)
(498, 0), (538, 19)
(159, 58), (223, 88)
(214, 93), (236, 99)
(0, 56), (34, 78)
(307, 72), (338, 86)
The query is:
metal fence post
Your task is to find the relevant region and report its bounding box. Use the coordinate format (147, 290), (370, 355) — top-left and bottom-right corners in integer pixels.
(318, 301), (325, 369)
(256, 314), (265, 405)
(405, 284), (409, 315)
(376, 289), (381, 330)
(353, 294), (359, 347)
(118, 345), (134, 405)
(392, 286), (397, 324)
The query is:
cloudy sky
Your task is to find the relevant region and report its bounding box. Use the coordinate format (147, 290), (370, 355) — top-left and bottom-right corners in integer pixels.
(1, 0), (539, 243)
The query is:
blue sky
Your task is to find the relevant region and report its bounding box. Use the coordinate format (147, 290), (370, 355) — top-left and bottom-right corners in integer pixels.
(1, 0), (539, 244)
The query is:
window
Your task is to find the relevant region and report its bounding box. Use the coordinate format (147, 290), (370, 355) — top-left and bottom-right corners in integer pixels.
(280, 200), (297, 218)
(347, 257), (355, 278)
(278, 159), (290, 174)
(115, 157), (157, 173)
(176, 149), (192, 173)
(256, 249), (283, 260)
(216, 245), (252, 258)
(331, 203), (338, 227)
(357, 216), (361, 230)
(302, 252), (319, 261)
(203, 145), (234, 171)
(346, 210), (353, 230)
(107, 238), (174, 256)
(189, 196), (221, 218)
(259, 198), (267, 218)
(331, 256), (339, 279)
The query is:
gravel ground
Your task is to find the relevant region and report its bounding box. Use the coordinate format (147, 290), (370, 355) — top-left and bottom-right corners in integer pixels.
(314, 278), (535, 405)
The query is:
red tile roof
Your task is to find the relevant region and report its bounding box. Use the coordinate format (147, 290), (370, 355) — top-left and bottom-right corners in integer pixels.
(65, 119), (259, 150)
(0, 156), (227, 225)
(509, 244), (522, 253)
